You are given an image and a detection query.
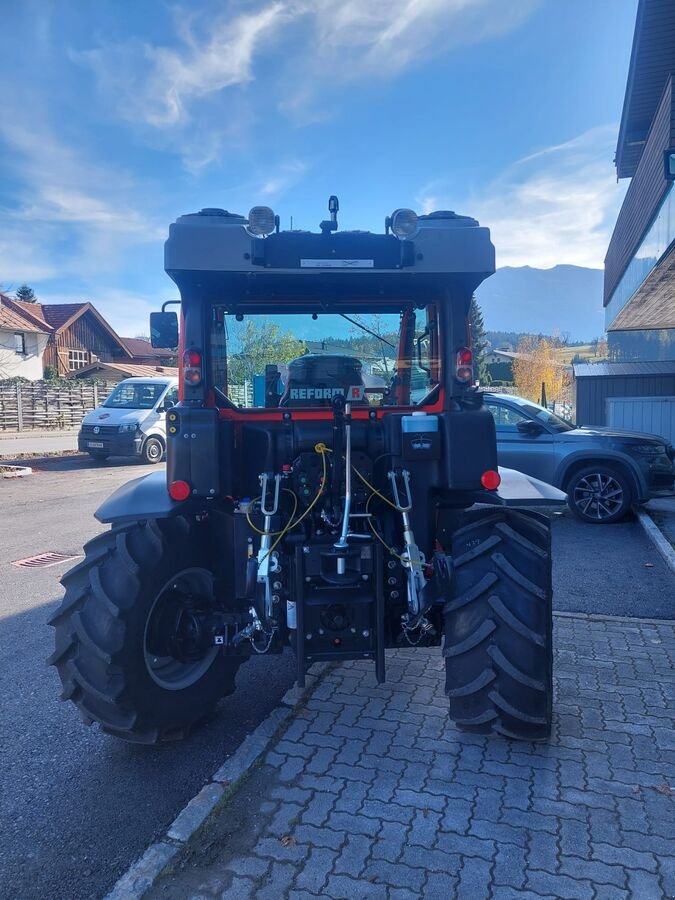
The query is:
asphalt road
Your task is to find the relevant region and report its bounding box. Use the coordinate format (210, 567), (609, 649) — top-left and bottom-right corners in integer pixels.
(0, 458), (673, 899)
(0, 430), (79, 456)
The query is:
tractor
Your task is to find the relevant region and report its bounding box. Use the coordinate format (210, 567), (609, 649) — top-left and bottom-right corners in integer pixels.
(50, 198), (565, 744)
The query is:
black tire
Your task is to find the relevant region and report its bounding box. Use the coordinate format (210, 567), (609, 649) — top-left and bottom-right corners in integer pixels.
(48, 517), (242, 744)
(444, 508), (552, 741)
(566, 464), (632, 524)
(141, 436), (164, 464)
(88, 451), (109, 461)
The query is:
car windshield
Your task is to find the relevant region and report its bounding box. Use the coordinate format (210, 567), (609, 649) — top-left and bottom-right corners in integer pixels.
(209, 305), (441, 409)
(504, 395), (574, 432)
(103, 381), (166, 410)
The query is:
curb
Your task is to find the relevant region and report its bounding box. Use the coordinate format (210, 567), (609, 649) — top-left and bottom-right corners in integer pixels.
(0, 463), (32, 478)
(637, 508), (675, 577)
(104, 663), (333, 900)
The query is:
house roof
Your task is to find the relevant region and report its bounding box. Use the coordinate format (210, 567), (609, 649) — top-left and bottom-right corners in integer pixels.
(573, 360), (675, 377)
(72, 361), (179, 379)
(0, 293), (50, 333)
(616, 0), (675, 178)
(11, 300), (133, 357)
(121, 337), (175, 358)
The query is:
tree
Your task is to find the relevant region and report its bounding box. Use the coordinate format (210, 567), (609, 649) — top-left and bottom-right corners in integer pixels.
(15, 284), (37, 303)
(512, 335), (564, 404)
(227, 320), (304, 385)
(469, 296), (490, 385)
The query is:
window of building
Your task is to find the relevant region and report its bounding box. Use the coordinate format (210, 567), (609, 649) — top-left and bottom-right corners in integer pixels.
(14, 333), (26, 354)
(68, 349), (90, 370)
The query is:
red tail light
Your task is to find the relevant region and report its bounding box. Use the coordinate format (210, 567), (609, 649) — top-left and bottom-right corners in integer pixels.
(182, 347), (202, 386)
(481, 470), (501, 491)
(456, 347), (473, 383)
(169, 480), (191, 501)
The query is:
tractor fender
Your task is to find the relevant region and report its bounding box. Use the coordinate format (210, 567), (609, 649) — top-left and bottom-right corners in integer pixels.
(478, 466), (567, 507)
(95, 471), (183, 525)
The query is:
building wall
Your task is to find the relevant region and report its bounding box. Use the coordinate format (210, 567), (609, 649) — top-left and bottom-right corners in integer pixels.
(44, 314), (125, 376)
(605, 76), (675, 308)
(0, 331), (48, 380)
(576, 372), (675, 425)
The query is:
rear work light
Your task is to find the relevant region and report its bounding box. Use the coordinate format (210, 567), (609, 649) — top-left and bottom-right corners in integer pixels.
(169, 480), (191, 501)
(455, 347), (473, 383)
(182, 347), (202, 386)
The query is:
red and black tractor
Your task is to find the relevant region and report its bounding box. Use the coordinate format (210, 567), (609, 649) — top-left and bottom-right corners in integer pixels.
(50, 199), (565, 744)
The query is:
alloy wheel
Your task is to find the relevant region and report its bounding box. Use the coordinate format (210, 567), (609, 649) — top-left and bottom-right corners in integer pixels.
(573, 472), (624, 521)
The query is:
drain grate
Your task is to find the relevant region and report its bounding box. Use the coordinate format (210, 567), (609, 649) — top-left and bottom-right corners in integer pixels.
(12, 552), (82, 569)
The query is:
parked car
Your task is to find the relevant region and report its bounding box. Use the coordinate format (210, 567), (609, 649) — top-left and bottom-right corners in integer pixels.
(483, 393), (675, 523)
(78, 376), (178, 464)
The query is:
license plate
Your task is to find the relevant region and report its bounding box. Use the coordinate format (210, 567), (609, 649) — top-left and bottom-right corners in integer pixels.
(87, 441), (104, 448)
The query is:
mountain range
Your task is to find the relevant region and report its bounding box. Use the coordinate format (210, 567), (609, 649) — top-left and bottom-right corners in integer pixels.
(475, 265), (605, 341)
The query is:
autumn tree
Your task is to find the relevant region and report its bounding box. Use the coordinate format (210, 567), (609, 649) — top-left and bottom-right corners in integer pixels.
(15, 284), (37, 303)
(227, 320), (304, 385)
(512, 335), (564, 404)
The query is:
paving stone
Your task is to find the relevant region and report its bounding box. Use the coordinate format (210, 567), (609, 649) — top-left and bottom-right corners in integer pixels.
(324, 874), (387, 898)
(407, 807), (442, 847)
(371, 821), (408, 863)
(225, 855), (271, 879)
(293, 823), (345, 850)
(256, 861), (299, 900)
(526, 869), (594, 899)
(591, 842), (657, 872)
(492, 843), (527, 889)
(333, 834), (372, 877)
(362, 859), (426, 891)
(456, 856), (492, 898)
(422, 871), (460, 899)
(558, 855), (628, 888)
(292, 847), (337, 894)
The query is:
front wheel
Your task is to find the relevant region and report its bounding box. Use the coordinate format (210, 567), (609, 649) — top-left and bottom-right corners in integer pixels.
(444, 508), (552, 741)
(48, 517), (242, 743)
(141, 436), (164, 464)
(567, 464), (632, 524)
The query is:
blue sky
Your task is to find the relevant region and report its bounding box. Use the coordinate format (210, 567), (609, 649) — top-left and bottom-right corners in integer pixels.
(0, 0), (637, 337)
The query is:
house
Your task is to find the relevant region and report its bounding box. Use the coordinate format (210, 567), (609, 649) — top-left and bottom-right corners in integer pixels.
(120, 337), (176, 366)
(0, 293), (50, 380)
(72, 361), (178, 382)
(604, 0), (675, 352)
(8, 299), (133, 377)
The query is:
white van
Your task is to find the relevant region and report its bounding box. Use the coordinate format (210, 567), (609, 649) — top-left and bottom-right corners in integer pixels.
(78, 376), (178, 464)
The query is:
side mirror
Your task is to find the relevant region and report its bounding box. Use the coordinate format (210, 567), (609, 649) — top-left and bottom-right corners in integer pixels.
(517, 419), (544, 436)
(150, 311), (178, 349)
(161, 398), (174, 412)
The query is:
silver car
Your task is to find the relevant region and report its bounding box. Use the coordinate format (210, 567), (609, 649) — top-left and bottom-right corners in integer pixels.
(484, 393), (675, 523)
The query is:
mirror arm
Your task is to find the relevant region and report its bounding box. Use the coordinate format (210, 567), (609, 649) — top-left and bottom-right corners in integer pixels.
(161, 300), (181, 313)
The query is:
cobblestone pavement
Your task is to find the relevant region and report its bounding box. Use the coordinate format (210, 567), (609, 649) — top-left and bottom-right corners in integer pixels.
(151, 615), (675, 900)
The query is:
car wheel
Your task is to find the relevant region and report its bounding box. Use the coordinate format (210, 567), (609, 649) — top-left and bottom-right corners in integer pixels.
(142, 437), (164, 464)
(567, 464), (632, 524)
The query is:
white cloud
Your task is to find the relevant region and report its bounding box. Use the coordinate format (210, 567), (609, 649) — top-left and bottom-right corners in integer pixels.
(0, 115), (166, 283)
(459, 125), (626, 269)
(74, 0), (540, 148)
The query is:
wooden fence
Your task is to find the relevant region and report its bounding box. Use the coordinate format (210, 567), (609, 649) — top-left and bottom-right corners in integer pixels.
(0, 380), (116, 431)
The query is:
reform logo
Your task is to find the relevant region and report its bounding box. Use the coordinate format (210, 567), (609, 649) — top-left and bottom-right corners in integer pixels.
(289, 385), (365, 401)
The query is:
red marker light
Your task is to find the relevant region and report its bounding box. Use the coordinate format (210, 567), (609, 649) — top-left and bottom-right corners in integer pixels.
(481, 470), (501, 491)
(169, 480), (191, 501)
(183, 348), (201, 367)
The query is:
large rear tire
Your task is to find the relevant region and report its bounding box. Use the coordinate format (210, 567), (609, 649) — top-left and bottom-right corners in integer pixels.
(443, 508), (552, 741)
(49, 517), (242, 744)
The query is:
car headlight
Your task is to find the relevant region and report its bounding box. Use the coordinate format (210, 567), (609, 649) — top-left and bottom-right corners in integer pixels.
(627, 443), (666, 457)
(118, 424), (138, 433)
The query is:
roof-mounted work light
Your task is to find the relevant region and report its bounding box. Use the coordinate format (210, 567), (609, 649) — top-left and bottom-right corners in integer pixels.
(389, 208), (418, 239)
(247, 206), (276, 236)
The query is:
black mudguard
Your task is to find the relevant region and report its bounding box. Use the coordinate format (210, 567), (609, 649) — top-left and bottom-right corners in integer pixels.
(95, 472), (183, 525)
